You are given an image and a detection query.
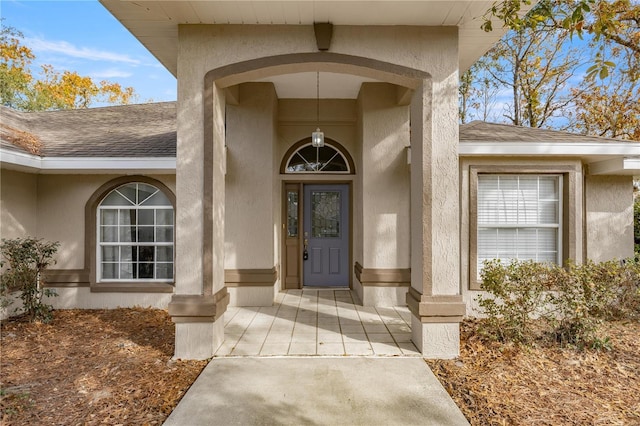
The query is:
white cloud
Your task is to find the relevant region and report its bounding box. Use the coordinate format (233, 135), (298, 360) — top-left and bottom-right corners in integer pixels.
(26, 37), (141, 65)
(90, 69), (133, 79)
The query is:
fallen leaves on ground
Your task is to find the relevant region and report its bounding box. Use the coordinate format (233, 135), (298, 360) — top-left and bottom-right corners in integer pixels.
(426, 319), (640, 425)
(0, 308), (207, 426)
(2, 310), (638, 425)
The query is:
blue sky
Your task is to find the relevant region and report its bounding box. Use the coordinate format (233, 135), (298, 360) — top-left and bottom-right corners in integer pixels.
(1, 0), (177, 104)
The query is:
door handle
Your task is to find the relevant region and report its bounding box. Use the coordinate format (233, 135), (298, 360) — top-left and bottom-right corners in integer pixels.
(303, 237), (309, 260)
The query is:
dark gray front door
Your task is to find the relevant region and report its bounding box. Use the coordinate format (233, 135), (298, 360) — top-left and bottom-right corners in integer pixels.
(303, 184), (349, 287)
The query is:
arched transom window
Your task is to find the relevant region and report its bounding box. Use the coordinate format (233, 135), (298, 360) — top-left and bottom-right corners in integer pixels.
(97, 183), (174, 282)
(285, 143), (351, 173)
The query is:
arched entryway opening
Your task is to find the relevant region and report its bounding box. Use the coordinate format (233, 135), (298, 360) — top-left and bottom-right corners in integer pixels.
(200, 54), (426, 301)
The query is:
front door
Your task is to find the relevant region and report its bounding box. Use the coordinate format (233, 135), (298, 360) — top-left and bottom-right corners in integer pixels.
(303, 184), (349, 287)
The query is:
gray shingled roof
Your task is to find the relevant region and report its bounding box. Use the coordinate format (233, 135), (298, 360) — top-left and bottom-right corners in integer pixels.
(1, 103), (630, 159)
(0, 102), (176, 157)
(460, 120), (624, 143)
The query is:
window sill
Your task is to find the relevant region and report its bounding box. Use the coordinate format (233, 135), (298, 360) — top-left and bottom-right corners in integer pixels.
(92, 282), (175, 293)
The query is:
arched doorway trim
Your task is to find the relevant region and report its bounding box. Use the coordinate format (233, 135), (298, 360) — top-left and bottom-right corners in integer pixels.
(204, 52), (431, 89)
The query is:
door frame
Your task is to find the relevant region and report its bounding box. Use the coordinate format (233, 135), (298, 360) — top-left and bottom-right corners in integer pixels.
(281, 180), (353, 289)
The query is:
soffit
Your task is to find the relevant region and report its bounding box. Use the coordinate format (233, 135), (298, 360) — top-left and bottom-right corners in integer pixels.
(99, 0), (519, 76)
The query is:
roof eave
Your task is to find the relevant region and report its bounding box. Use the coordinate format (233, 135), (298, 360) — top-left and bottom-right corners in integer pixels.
(0, 148), (176, 175)
(99, 0), (529, 75)
(459, 141), (640, 175)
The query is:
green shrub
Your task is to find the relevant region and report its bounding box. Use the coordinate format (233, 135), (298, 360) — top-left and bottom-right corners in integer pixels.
(548, 260), (619, 347)
(0, 237), (59, 323)
(475, 258), (636, 349)
(476, 259), (555, 344)
(608, 258), (640, 320)
(634, 196), (640, 255)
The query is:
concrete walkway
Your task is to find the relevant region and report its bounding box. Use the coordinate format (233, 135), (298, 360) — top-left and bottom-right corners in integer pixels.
(165, 291), (469, 425)
(164, 357), (469, 426)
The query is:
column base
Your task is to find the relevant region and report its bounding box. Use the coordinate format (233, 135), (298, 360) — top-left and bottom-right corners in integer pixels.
(354, 263), (410, 306)
(174, 319), (224, 360)
(168, 288), (229, 360)
(227, 286), (275, 307)
(406, 287), (465, 359)
(225, 268), (278, 307)
(411, 315), (460, 359)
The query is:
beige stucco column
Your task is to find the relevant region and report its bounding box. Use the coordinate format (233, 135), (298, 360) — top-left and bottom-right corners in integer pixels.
(225, 82), (279, 306)
(407, 79), (466, 359)
(168, 78), (229, 360)
(355, 82), (411, 306)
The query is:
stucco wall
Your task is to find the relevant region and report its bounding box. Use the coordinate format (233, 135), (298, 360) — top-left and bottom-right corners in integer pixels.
(36, 174), (176, 271)
(0, 173), (176, 316)
(585, 175), (634, 261)
(278, 99), (357, 160)
(358, 83), (410, 269)
(225, 82), (278, 269)
(176, 23), (461, 314)
(1, 169), (37, 240)
(178, 24), (458, 84)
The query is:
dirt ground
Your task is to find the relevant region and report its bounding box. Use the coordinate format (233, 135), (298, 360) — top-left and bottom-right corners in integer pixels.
(1, 309), (638, 425)
(0, 309), (206, 426)
(427, 319), (640, 425)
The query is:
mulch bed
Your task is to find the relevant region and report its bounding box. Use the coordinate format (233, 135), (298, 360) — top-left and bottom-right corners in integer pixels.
(2, 309), (638, 425)
(427, 319), (640, 425)
(0, 308), (207, 426)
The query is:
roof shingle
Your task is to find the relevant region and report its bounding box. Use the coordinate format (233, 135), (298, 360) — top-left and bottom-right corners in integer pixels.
(0, 102), (176, 157)
(1, 104), (633, 160)
(460, 120), (625, 143)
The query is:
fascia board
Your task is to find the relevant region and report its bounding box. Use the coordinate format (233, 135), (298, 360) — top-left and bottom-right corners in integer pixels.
(624, 157), (640, 170)
(0, 148), (42, 171)
(1, 148), (176, 174)
(40, 157), (176, 173)
(589, 157), (640, 175)
(459, 142), (640, 157)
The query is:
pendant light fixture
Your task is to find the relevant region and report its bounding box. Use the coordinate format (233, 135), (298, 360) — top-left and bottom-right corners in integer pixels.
(311, 71), (325, 147)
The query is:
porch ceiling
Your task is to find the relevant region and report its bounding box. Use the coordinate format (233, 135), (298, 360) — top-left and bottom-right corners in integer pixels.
(100, 1), (530, 97)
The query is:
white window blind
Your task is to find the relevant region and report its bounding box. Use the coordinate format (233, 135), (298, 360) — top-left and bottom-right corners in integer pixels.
(477, 175), (561, 274)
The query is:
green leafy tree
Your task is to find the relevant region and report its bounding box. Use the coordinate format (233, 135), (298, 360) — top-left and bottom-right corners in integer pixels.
(462, 1), (639, 138)
(0, 23), (34, 109)
(482, 0), (639, 78)
(567, 44), (640, 139)
(466, 25), (580, 128)
(459, 58), (501, 123)
(0, 20), (137, 111)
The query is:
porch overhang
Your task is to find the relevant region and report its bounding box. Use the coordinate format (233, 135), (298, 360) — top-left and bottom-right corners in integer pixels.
(99, 0), (532, 75)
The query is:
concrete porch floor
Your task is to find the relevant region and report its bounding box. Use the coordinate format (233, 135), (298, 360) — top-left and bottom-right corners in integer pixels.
(215, 289), (420, 357)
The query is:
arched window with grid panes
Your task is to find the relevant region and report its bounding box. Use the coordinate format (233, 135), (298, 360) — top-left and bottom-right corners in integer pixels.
(97, 182), (174, 282)
(282, 139), (354, 174)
